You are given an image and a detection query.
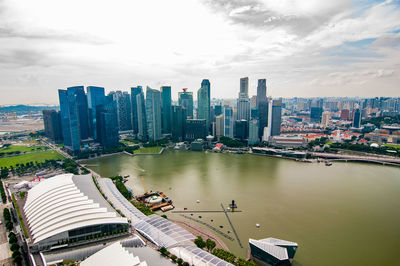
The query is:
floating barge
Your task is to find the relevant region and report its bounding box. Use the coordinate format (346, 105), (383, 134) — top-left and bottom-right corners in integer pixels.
(135, 191), (174, 211)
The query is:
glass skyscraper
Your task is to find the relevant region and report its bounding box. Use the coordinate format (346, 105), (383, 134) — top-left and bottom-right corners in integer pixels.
(172, 105), (186, 141)
(98, 95), (119, 149)
(136, 90), (147, 141)
(145, 87), (162, 141)
(161, 86), (172, 134)
(224, 106), (234, 138)
(131, 86), (142, 135)
(256, 79), (268, 138)
(58, 86), (89, 153)
(87, 86), (105, 140)
(114, 91), (132, 131)
(197, 79), (211, 134)
(271, 99), (282, 136)
(178, 89), (194, 119)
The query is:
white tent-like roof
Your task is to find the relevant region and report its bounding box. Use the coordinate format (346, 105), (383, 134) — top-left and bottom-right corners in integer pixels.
(23, 174), (128, 244)
(81, 241), (147, 266)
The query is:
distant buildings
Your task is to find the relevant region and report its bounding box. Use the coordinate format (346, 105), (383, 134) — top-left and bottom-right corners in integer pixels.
(98, 95), (119, 149)
(131, 86), (143, 135)
(237, 77), (250, 121)
(171, 105), (186, 142)
(248, 119), (259, 145)
(136, 89), (147, 141)
(321, 111), (331, 128)
(271, 100), (282, 136)
(42, 110), (63, 143)
(87, 86), (106, 140)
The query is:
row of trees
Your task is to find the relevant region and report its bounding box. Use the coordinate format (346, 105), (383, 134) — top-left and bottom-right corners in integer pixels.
(0, 180), (7, 203)
(159, 247), (189, 266)
(328, 142), (400, 157)
(3, 208), (14, 231)
(219, 136), (246, 148)
(8, 232), (23, 265)
(212, 248), (256, 266)
(0, 147), (46, 157)
(194, 236), (216, 252)
(0, 159), (60, 177)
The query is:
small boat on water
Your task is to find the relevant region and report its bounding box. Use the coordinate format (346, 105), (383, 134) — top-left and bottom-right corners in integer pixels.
(325, 161), (332, 166)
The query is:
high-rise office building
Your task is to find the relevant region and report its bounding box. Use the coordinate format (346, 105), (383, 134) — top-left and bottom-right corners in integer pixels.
(87, 86), (105, 140)
(161, 86), (172, 134)
(310, 99), (324, 123)
(43, 110), (63, 143)
(234, 120), (248, 140)
(131, 86), (143, 135)
(146, 87), (162, 141)
(256, 79), (268, 138)
(271, 99), (282, 136)
(58, 86), (89, 153)
(321, 111), (331, 128)
(114, 91), (132, 132)
(136, 90), (147, 141)
(178, 89), (194, 119)
(237, 77), (250, 121)
(240, 77), (249, 95)
(224, 106), (234, 138)
(185, 119), (207, 141)
(340, 109), (350, 121)
(98, 95), (119, 149)
(171, 105), (186, 141)
(262, 98), (273, 141)
(248, 119), (259, 145)
(197, 79), (211, 134)
(353, 108), (362, 128)
(215, 114), (224, 138)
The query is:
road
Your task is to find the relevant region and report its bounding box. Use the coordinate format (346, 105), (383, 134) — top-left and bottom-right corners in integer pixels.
(311, 152), (400, 165)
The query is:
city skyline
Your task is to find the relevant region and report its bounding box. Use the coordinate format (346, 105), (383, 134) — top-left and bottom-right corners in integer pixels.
(0, 0), (399, 105)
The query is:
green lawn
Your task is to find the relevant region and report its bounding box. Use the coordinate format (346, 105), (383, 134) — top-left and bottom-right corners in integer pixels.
(0, 145), (46, 154)
(133, 146), (163, 154)
(0, 150), (64, 168)
(384, 144), (400, 150)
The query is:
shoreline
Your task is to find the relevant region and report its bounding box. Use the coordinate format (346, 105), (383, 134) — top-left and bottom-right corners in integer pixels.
(169, 218), (230, 251)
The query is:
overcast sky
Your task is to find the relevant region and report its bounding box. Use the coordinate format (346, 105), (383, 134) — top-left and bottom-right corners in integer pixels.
(0, 0), (399, 105)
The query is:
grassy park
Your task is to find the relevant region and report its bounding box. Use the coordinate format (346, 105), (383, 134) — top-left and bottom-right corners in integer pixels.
(0, 145), (46, 154)
(133, 146), (163, 154)
(0, 150), (64, 168)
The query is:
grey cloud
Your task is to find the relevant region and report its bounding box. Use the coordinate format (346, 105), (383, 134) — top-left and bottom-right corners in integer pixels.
(372, 34), (400, 47)
(0, 27), (111, 45)
(201, 0), (349, 37)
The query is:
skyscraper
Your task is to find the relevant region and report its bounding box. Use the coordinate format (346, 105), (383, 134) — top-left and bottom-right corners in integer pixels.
(136, 90), (147, 141)
(224, 106), (234, 138)
(87, 86), (105, 140)
(310, 99), (323, 123)
(321, 111), (331, 128)
(98, 95), (119, 149)
(234, 120), (248, 140)
(43, 110), (63, 143)
(172, 105), (186, 141)
(256, 79), (268, 138)
(131, 86), (143, 135)
(178, 89), (194, 119)
(240, 77), (249, 95)
(161, 86), (172, 134)
(248, 119), (259, 145)
(114, 91), (132, 132)
(271, 99), (282, 136)
(353, 108), (362, 128)
(146, 87), (162, 141)
(197, 79), (211, 134)
(58, 86), (89, 153)
(262, 98), (273, 141)
(215, 114), (224, 138)
(237, 95), (250, 121)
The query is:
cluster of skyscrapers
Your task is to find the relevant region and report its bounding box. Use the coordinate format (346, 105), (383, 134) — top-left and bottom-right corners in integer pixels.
(43, 78), (282, 154)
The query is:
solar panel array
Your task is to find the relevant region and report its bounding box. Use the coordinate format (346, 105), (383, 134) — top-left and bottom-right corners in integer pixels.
(134, 214), (195, 248)
(179, 245), (234, 266)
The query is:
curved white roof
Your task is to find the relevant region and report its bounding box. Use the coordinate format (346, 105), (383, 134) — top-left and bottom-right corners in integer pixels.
(23, 174), (128, 244)
(249, 238), (293, 261)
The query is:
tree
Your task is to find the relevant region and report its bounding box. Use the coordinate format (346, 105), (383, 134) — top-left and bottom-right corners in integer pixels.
(170, 255), (177, 262)
(159, 247), (169, 256)
(6, 221), (13, 231)
(182, 262), (189, 266)
(177, 258), (183, 265)
(3, 208), (11, 221)
(194, 236), (206, 249)
(0, 167), (9, 179)
(205, 238), (216, 252)
(10, 243), (19, 252)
